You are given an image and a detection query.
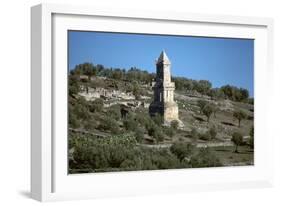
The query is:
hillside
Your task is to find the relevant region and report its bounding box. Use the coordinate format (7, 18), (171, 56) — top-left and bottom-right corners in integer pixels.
(68, 66), (254, 173)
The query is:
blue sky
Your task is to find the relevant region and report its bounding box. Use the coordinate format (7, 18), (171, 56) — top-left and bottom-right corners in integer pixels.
(68, 31), (254, 96)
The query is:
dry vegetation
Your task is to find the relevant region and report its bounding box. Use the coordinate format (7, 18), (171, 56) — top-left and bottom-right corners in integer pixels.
(68, 63), (254, 173)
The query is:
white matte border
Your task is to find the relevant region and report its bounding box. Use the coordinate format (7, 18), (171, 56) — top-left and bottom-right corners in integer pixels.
(31, 3), (274, 202)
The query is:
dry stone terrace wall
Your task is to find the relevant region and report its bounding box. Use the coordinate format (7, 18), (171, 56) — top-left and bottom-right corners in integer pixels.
(79, 87), (135, 101)
(78, 87), (151, 109)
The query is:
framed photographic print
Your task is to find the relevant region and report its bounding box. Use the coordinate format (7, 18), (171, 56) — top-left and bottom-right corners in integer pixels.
(31, 3), (274, 201)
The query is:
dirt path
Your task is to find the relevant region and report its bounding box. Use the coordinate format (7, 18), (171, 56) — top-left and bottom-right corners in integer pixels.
(137, 141), (234, 149)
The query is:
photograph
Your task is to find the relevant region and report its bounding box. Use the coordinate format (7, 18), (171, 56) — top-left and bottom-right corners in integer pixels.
(67, 31), (254, 174)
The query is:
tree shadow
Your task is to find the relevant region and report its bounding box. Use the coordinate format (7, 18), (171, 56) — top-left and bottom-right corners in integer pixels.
(235, 150), (253, 154)
(221, 121), (235, 126)
(193, 115), (205, 122)
(215, 148), (231, 152)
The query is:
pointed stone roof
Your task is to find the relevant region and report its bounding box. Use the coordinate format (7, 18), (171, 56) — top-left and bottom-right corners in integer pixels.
(157, 50), (171, 64)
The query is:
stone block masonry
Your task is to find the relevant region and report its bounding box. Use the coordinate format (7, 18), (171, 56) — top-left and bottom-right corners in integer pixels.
(149, 51), (183, 127)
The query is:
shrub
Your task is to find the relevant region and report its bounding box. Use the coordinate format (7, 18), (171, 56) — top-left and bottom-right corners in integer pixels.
(199, 132), (211, 141)
(147, 122), (164, 142)
(190, 147), (222, 168)
(208, 126), (217, 140)
(107, 105), (121, 120)
(69, 133), (186, 173)
(220, 85), (249, 102)
(202, 104), (214, 122)
(249, 126), (254, 149)
(170, 142), (195, 161)
(69, 112), (80, 128)
(170, 120), (179, 130)
(135, 112), (151, 129)
(152, 113), (163, 126)
(98, 116), (120, 134)
(150, 149), (181, 169)
(134, 127), (145, 142)
(197, 100), (208, 114)
(84, 119), (97, 131)
(89, 99), (103, 113)
(199, 127), (217, 141)
(190, 128), (199, 143)
(164, 127), (175, 137)
(132, 82), (142, 100)
(120, 158), (141, 171)
(69, 75), (80, 96)
(123, 115), (138, 131)
(233, 110), (247, 127)
(73, 103), (90, 121)
(231, 132), (243, 153)
(154, 129), (165, 142)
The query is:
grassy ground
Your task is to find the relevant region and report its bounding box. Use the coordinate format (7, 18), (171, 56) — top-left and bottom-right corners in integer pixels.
(71, 77), (254, 170)
(175, 93), (254, 140)
(211, 145), (254, 166)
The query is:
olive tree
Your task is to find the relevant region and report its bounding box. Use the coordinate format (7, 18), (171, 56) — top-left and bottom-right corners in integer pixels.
(249, 126), (254, 149)
(233, 110), (247, 127)
(197, 100), (208, 114)
(231, 132), (243, 153)
(82, 63), (95, 80)
(202, 104), (214, 123)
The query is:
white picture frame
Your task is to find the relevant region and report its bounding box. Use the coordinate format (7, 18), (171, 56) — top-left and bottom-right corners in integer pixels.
(31, 3), (274, 202)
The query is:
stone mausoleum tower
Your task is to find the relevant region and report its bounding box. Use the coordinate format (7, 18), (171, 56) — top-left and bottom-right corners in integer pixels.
(149, 51), (182, 126)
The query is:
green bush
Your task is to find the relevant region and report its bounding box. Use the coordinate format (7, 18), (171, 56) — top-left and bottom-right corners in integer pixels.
(150, 149), (181, 169)
(198, 127), (217, 141)
(197, 100), (208, 113)
(152, 113), (163, 126)
(199, 132), (211, 141)
(170, 120), (179, 130)
(69, 132), (223, 173)
(89, 99), (103, 113)
(119, 158), (141, 171)
(135, 112), (149, 124)
(72, 97), (91, 120)
(164, 127), (175, 137)
(249, 126), (254, 149)
(233, 110), (247, 127)
(69, 75), (80, 96)
(69, 112), (80, 128)
(135, 113), (151, 132)
(202, 104), (214, 122)
(154, 129), (165, 142)
(190, 128), (199, 142)
(231, 132), (243, 153)
(107, 104), (121, 120)
(84, 118), (98, 131)
(134, 127), (145, 142)
(208, 126), (217, 140)
(190, 147), (222, 168)
(147, 122), (164, 142)
(170, 142), (195, 161)
(69, 134), (185, 173)
(123, 115), (138, 131)
(98, 116), (120, 134)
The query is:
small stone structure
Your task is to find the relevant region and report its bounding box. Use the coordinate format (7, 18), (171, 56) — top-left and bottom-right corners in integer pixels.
(149, 51), (183, 127)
